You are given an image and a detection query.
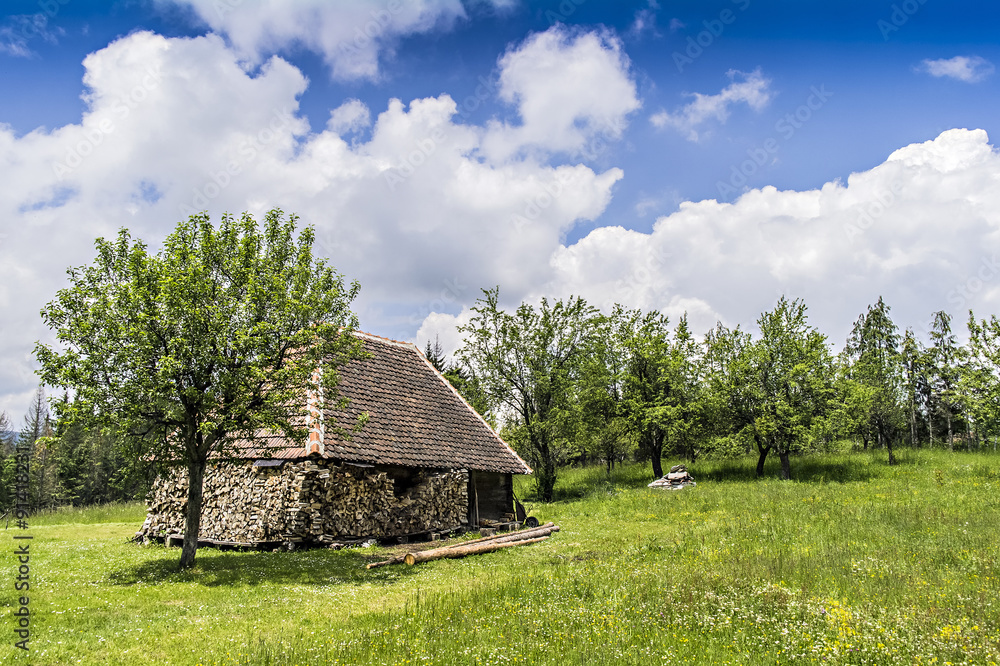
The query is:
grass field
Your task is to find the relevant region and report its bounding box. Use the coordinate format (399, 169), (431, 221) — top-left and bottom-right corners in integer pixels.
(3, 449), (999, 664)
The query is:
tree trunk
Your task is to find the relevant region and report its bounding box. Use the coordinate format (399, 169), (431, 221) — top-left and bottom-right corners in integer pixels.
(755, 440), (771, 478)
(650, 432), (663, 479)
(778, 449), (791, 480)
(882, 426), (897, 466)
(909, 404), (918, 448)
(536, 451), (556, 503)
(179, 458), (207, 569)
(946, 411), (953, 452)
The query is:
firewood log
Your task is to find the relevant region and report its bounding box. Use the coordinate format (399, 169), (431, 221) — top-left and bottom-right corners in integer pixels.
(403, 536), (549, 565)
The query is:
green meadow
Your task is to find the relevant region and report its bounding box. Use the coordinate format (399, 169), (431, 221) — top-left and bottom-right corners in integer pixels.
(4, 449), (999, 665)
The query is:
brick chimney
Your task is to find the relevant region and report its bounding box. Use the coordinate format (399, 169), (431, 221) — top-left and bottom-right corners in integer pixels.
(305, 368), (325, 455)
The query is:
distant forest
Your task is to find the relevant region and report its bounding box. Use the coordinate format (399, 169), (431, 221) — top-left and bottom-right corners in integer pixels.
(0, 389), (151, 513)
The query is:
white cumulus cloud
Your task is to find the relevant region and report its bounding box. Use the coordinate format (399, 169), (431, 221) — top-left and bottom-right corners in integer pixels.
(163, 0), (468, 80)
(419, 129), (1000, 359)
(0, 27), (631, 416)
(481, 26), (640, 161)
(541, 128), (1000, 342)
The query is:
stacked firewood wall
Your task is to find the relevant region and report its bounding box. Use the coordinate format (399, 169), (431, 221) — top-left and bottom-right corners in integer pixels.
(296, 461), (469, 538)
(137, 459), (469, 544)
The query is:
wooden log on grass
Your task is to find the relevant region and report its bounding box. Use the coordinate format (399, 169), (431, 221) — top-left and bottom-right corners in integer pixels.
(404, 536), (549, 566)
(441, 523), (559, 550)
(366, 554), (406, 570)
(366, 524), (558, 569)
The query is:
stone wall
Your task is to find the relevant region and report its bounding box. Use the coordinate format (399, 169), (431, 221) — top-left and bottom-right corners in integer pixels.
(137, 459), (469, 544)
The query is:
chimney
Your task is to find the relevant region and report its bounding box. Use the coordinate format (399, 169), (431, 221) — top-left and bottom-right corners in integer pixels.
(306, 368), (325, 456)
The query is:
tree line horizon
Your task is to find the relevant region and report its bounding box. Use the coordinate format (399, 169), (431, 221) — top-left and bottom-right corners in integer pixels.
(425, 287), (1000, 501)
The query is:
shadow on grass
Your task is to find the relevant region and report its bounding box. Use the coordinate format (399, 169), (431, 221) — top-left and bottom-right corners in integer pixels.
(694, 454), (882, 484)
(106, 545), (420, 588)
(514, 464), (658, 503)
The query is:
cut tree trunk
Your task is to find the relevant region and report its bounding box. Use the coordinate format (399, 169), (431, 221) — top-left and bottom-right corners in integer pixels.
(441, 523), (558, 549)
(404, 536), (549, 565)
(366, 523), (559, 570)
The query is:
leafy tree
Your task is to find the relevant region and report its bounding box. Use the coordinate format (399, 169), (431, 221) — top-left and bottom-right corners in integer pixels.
(703, 323), (761, 469)
(750, 297), (834, 479)
(423, 336), (495, 426)
(616, 308), (672, 479)
(36, 210), (364, 568)
(443, 365), (496, 428)
(964, 311), (1000, 451)
(0, 411), (14, 510)
(457, 288), (600, 501)
(900, 329), (926, 448)
(49, 405), (150, 507)
(928, 311), (964, 450)
(843, 297), (904, 464)
(658, 314), (708, 464)
(576, 310), (632, 476)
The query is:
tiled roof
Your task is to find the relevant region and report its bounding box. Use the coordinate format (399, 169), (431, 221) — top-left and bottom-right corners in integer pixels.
(238, 332), (531, 475)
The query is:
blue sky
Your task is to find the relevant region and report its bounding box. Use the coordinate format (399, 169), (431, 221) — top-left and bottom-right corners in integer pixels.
(2, 0), (1000, 417)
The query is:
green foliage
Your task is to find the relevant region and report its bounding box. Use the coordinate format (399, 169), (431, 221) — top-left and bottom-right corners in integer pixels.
(423, 335), (495, 427)
(841, 297), (905, 463)
(35, 209), (363, 567)
(928, 310), (966, 449)
(457, 287), (601, 501)
(964, 311), (1000, 444)
(652, 313), (709, 464)
(748, 297), (835, 478)
(615, 307), (673, 478)
(574, 308), (633, 473)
